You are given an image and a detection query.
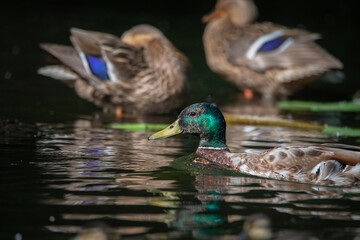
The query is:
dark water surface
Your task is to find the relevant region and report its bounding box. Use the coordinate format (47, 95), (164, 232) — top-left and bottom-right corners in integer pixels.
(1, 1), (360, 239)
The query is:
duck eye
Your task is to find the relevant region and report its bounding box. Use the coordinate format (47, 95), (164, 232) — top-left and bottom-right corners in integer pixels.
(190, 111), (196, 117)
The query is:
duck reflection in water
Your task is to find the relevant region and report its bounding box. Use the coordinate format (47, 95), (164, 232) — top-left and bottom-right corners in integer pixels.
(238, 213), (318, 240)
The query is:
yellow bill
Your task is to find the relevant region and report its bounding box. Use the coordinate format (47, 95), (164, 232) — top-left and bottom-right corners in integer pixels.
(148, 119), (183, 140)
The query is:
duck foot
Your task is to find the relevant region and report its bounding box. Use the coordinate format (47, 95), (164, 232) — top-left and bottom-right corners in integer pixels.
(243, 88), (254, 99)
(115, 107), (123, 118)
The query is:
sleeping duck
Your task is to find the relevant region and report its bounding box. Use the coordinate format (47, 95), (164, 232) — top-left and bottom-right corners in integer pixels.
(202, 0), (343, 99)
(149, 103), (360, 186)
(38, 25), (190, 115)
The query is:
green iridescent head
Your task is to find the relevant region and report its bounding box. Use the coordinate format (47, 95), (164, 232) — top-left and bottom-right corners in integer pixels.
(149, 103), (227, 149)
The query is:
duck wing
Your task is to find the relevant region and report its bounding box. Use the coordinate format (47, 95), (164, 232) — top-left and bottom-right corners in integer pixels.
(263, 145), (360, 170)
(39, 28), (147, 92)
(38, 43), (105, 89)
(227, 23), (343, 75)
(70, 28), (147, 84)
(260, 145), (360, 184)
(99, 39), (147, 83)
(70, 27), (118, 56)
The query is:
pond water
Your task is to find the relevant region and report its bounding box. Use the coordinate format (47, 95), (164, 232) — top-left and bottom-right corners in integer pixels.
(1, 1), (360, 240)
(1, 114), (360, 240)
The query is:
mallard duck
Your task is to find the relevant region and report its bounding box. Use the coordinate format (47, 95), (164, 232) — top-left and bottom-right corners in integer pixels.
(38, 25), (190, 115)
(202, 0), (343, 99)
(149, 103), (360, 186)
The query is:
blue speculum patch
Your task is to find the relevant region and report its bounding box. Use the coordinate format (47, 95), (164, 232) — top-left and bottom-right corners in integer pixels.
(259, 37), (287, 52)
(86, 55), (109, 80)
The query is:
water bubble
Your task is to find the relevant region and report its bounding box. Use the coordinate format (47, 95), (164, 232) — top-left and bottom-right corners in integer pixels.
(49, 216), (55, 222)
(14, 233), (22, 240)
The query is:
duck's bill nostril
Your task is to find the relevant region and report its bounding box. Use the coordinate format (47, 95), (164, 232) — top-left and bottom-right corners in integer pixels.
(148, 119), (183, 140)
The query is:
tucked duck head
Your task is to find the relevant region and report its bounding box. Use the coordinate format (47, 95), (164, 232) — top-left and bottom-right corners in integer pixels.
(202, 0), (258, 26)
(149, 103), (228, 149)
(122, 24), (165, 46)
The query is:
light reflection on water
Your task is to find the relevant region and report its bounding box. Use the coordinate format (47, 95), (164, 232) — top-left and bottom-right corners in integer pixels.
(5, 117), (352, 239)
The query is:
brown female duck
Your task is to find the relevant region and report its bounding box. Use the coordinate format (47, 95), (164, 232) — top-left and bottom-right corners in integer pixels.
(149, 103), (360, 186)
(38, 25), (190, 115)
(202, 0), (343, 99)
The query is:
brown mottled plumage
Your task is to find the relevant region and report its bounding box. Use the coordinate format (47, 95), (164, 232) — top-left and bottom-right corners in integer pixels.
(202, 0), (343, 99)
(149, 103), (360, 186)
(196, 145), (360, 186)
(38, 25), (190, 114)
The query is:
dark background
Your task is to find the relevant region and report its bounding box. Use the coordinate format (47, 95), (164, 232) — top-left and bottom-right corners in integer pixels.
(1, 0), (359, 122)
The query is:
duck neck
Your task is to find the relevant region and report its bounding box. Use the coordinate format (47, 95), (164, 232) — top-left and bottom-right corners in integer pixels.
(198, 130), (228, 150)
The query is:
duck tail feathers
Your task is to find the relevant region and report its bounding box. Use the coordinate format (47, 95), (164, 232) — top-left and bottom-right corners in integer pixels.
(38, 65), (78, 83)
(315, 160), (360, 185)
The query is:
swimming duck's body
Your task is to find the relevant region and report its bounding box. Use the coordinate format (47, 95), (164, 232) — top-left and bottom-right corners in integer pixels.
(197, 145), (360, 186)
(149, 103), (360, 186)
(202, 0), (343, 99)
(38, 25), (190, 115)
